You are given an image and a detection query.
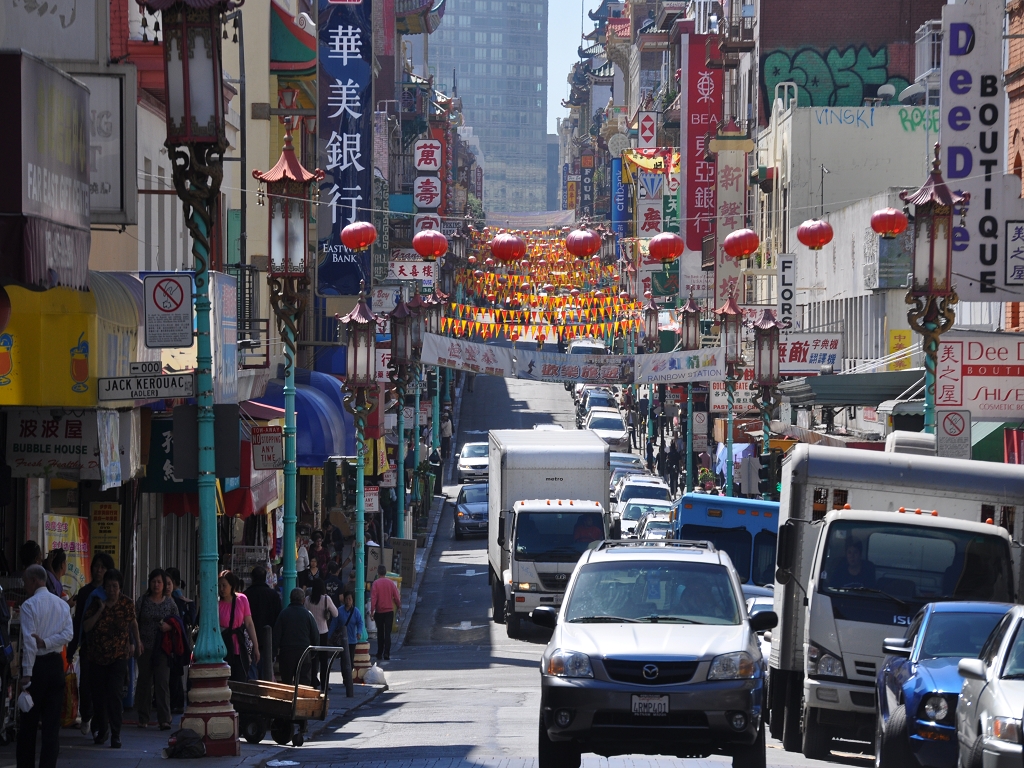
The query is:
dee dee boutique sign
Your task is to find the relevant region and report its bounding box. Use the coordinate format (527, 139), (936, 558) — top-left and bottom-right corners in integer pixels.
(936, 333), (1024, 419)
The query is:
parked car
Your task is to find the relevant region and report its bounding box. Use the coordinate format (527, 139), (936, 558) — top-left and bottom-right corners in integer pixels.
(877, 601), (1011, 768)
(610, 452), (645, 471)
(532, 539), (776, 767)
(454, 482), (489, 540)
(533, 424), (565, 431)
(577, 390), (617, 427)
(456, 442), (489, 483)
(635, 511), (673, 540)
(956, 604), (1024, 768)
(613, 476), (671, 509)
(584, 408), (630, 452)
(619, 499), (674, 538)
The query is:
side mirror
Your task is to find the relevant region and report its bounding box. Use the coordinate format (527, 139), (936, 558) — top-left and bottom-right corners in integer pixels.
(763, 630), (773, 643)
(497, 516), (506, 547)
(775, 568), (792, 585)
(882, 637), (912, 658)
(776, 520), (796, 571)
(532, 606), (558, 629)
(958, 658), (987, 681)
(749, 611), (778, 633)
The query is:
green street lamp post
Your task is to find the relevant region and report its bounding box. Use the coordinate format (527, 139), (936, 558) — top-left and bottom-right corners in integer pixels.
(678, 294), (701, 492)
(340, 286), (378, 641)
(407, 292), (425, 504)
(715, 293), (743, 497)
(751, 309), (781, 500)
(146, 0), (241, 752)
(389, 297), (413, 539)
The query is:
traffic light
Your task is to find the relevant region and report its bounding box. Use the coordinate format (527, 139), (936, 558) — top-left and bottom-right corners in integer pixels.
(757, 453), (772, 496)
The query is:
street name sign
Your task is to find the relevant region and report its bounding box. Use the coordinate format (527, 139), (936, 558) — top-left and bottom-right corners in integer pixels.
(97, 372), (195, 401)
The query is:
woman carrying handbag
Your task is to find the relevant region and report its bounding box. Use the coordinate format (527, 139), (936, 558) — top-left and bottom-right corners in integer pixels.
(217, 571), (260, 683)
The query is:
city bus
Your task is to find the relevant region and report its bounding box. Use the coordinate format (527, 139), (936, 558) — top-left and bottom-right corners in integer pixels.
(673, 493), (780, 586)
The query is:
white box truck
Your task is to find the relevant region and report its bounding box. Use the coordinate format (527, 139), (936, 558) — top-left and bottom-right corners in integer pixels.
(768, 444), (1024, 760)
(487, 430), (611, 638)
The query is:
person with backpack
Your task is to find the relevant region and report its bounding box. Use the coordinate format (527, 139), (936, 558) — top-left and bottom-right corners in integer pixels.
(303, 579), (337, 690)
(327, 590), (361, 699)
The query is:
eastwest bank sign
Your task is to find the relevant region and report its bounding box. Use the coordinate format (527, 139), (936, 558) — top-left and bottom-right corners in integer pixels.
(936, 333), (1024, 420)
(939, 1), (1024, 300)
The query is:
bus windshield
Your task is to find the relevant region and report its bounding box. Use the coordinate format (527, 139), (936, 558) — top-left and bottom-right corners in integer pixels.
(818, 521), (1014, 611)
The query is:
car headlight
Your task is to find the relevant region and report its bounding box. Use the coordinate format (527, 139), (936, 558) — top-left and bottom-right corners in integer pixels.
(708, 651), (757, 680)
(920, 695), (954, 723)
(991, 716), (1022, 743)
(546, 650), (593, 678)
(517, 582), (536, 591)
(806, 645), (845, 678)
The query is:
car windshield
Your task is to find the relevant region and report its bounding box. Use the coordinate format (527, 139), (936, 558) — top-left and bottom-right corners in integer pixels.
(1002, 623), (1024, 678)
(621, 502), (673, 521)
(459, 485), (488, 504)
(587, 395), (613, 409)
(564, 561), (741, 624)
(590, 417), (624, 431)
(462, 444), (487, 458)
(919, 611), (1007, 660)
(818, 521), (1015, 610)
(642, 521), (671, 536)
(620, 484), (671, 503)
(513, 511), (605, 562)
(572, 345), (606, 356)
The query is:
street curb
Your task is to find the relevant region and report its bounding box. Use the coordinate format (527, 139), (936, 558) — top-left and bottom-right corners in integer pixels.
(256, 684), (385, 767)
(390, 381), (463, 652)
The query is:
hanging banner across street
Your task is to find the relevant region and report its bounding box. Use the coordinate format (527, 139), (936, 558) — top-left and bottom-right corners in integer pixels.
(421, 333), (516, 377)
(317, 0), (373, 297)
(514, 350), (634, 385)
(634, 348), (726, 384)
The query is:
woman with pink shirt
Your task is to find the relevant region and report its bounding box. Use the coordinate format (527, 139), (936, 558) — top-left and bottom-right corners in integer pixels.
(369, 566), (401, 661)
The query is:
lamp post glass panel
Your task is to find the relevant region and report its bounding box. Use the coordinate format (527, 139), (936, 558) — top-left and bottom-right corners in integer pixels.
(716, 295), (743, 497)
(389, 298), (412, 538)
(406, 294), (425, 504)
(899, 145), (968, 433)
(752, 310), (780, 500)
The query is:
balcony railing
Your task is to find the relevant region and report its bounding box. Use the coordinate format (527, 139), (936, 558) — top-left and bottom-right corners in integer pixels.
(238, 318), (270, 370)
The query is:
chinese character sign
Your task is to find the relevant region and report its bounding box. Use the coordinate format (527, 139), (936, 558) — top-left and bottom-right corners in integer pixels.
(414, 175), (441, 209)
(934, 335), (1024, 420)
(685, 36), (723, 255)
(413, 139), (442, 171)
(580, 154), (595, 218)
(779, 333), (843, 375)
(317, 0), (373, 297)
(888, 329), (913, 371)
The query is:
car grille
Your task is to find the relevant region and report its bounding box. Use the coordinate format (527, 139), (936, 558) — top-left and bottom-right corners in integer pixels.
(536, 573), (570, 591)
(602, 659), (699, 685)
(468, 513), (485, 520)
(592, 710), (708, 729)
(853, 661), (877, 677)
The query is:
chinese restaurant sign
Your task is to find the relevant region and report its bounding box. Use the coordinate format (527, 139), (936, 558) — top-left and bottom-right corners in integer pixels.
(317, 0), (373, 297)
(935, 333), (1024, 420)
(5, 408), (100, 479)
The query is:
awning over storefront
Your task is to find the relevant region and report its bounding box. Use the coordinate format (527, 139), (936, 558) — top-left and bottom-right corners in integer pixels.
(223, 440), (279, 519)
(779, 369), (924, 408)
(240, 401), (285, 421)
(253, 373), (353, 465)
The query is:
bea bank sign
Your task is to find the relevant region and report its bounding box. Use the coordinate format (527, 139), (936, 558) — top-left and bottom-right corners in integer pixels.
(940, 3), (1024, 301)
(936, 333), (1024, 420)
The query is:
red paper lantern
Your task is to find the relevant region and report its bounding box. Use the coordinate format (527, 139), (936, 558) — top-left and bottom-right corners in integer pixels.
(565, 228), (602, 258)
(491, 233), (527, 263)
(648, 232), (685, 264)
(484, 257), (495, 268)
(619, 291), (630, 300)
(519, 259), (530, 270)
(473, 269), (484, 279)
(467, 255), (477, 265)
(340, 220), (377, 251)
(870, 207), (909, 239)
(486, 293), (496, 303)
(543, 283), (556, 293)
(412, 229), (448, 261)
(797, 218), (834, 250)
(722, 228), (760, 259)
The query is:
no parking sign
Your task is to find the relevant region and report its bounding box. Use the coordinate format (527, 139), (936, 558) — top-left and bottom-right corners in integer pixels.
(937, 410), (972, 460)
(144, 274), (194, 348)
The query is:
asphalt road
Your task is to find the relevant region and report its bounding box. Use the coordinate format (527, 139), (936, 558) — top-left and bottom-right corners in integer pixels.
(275, 375), (873, 768)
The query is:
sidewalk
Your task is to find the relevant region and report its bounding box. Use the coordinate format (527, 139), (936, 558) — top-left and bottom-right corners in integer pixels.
(0, 684), (381, 768)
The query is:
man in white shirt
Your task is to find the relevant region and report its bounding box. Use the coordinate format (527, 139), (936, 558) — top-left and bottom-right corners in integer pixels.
(17, 564), (73, 768)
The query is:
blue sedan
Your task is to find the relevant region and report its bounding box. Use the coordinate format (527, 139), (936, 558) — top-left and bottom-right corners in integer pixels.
(876, 601), (1011, 768)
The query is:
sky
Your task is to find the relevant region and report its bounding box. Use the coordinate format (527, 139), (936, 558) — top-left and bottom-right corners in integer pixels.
(547, 0), (603, 135)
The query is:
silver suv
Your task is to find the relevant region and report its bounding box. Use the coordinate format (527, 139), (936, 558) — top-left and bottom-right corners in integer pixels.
(533, 540), (777, 768)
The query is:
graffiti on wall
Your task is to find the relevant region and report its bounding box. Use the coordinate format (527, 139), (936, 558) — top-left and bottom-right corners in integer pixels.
(761, 45), (910, 114)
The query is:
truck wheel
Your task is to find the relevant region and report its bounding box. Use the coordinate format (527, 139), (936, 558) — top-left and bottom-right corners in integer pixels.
(538, 716), (580, 768)
(731, 719), (766, 768)
(781, 677), (802, 752)
(801, 707), (832, 760)
(875, 705), (912, 768)
(506, 605), (522, 639)
(491, 577), (505, 624)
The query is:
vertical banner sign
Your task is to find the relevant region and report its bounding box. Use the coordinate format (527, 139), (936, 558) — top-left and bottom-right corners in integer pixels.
(89, 501), (121, 568)
(663, 169), (680, 233)
(610, 158), (628, 259)
(715, 148), (745, 305)
(580, 154), (595, 218)
(561, 163), (569, 210)
(686, 36), (723, 260)
(638, 111), (657, 148)
(940, 3), (1021, 300)
(776, 253), (796, 330)
(317, 0), (373, 297)
(44, 514), (90, 595)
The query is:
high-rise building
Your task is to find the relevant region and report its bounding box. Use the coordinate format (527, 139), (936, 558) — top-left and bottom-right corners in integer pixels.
(408, 0), (548, 212)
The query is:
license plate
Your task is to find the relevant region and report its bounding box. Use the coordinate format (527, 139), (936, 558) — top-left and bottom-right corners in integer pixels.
(631, 694), (669, 716)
